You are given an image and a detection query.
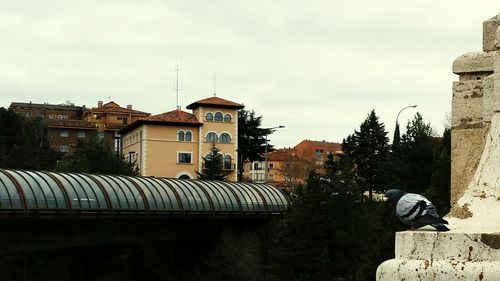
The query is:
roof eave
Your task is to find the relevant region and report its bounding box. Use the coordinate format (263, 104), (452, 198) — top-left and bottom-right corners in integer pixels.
(186, 103), (245, 110)
(120, 119), (202, 135)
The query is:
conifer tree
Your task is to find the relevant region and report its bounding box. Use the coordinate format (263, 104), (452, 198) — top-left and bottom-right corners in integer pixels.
(197, 142), (227, 181)
(389, 112), (435, 194)
(342, 109), (390, 200)
(0, 108), (59, 170)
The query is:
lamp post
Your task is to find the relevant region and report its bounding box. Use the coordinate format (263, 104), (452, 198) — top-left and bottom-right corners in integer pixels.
(264, 125), (285, 183)
(394, 105), (417, 144)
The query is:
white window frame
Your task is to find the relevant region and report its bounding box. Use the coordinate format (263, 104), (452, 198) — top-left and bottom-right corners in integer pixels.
(219, 132), (232, 143)
(177, 130), (185, 141)
(60, 130), (69, 138)
(214, 112), (223, 122)
(206, 131), (218, 143)
(77, 131), (86, 138)
(177, 151), (192, 164)
(185, 130), (193, 142)
(205, 112), (214, 121)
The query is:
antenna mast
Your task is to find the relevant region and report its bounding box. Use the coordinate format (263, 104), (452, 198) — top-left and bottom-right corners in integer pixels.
(213, 72), (216, 97)
(174, 64), (182, 110)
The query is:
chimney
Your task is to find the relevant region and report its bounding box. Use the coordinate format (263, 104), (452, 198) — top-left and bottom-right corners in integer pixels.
(127, 104), (133, 110)
(98, 101), (103, 108)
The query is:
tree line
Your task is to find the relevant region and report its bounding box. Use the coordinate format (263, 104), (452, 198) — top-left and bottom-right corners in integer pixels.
(195, 109), (451, 281)
(0, 107), (136, 175)
(1, 106), (451, 280)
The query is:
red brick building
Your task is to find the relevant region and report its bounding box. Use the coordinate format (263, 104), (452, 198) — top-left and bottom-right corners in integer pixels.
(9, 101), (150, 155)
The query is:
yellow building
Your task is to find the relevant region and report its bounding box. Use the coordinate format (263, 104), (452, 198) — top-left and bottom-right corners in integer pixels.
(120, 97), (244, 181)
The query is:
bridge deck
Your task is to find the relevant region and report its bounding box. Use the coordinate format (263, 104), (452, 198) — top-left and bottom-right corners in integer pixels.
(0, 169), (288, 217)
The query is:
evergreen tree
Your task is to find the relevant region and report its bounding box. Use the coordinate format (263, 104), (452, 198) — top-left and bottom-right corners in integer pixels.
(269, 157), (397, 280)
(0, 108), (59, 170)
(342, 110), (390, 200)
(55, 136), (137, 175)
(197, 142), (227, 181)
(237, 109), (273, 161)
(389, 112), (435, 194)
(237, 109), (273, 180)
(425, 127), (451, 215)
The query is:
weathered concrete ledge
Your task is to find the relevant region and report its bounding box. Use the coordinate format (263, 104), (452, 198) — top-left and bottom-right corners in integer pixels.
(377, 231), (500, 280)
(453, 52), (497, 74)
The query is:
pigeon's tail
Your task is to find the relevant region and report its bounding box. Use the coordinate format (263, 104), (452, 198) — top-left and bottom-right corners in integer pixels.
(431, 223), (450, 232)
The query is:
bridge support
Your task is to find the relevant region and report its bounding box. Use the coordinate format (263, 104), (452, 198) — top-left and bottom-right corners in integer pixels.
(377, 13), (500, 281)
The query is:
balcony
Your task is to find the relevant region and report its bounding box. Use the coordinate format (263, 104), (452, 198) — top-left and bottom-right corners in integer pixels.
(202, 162), (236, 171)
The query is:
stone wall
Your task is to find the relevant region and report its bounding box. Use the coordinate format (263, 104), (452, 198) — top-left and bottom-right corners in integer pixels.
(450, 13), (500, 213)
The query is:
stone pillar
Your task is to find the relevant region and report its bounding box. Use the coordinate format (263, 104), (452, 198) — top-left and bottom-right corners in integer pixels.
(376, 14), (500, 280)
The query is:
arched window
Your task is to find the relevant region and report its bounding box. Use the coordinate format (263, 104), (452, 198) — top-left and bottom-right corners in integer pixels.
(185, 131), (192, 142)
(224, 114), (232, 122)
(179, 174), (191, 180)
(206, 132), (218, 143)
(219, 133), (231, 143)
(214, 112), (223, 122)
(224, 155), (232, 170)
(206, 113), (213, 121)
(177, 131), (185, 141)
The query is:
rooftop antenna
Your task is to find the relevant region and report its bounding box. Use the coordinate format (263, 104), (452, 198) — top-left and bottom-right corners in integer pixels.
(213, 72), (217, 97)
(174, 64), (182, 110)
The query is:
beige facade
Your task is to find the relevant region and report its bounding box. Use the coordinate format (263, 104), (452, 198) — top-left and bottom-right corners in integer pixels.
(120, 97), (243, 181)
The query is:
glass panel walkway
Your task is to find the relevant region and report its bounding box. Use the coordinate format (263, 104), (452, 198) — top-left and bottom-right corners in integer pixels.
(0, 169), (288, 216)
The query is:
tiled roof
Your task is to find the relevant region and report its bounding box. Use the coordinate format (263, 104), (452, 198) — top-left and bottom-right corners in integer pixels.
(268, 149), (297, 161)
(186, 97), (244, 110)
(295, 140), (342, 152)
(120, 109), (202, 134)
(144, 109), (202, 125)
(85, 101), (150, 116)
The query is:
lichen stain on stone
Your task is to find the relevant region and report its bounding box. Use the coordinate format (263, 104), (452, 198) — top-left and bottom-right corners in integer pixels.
(452, 122), (484, 130)
(480, 233), (500, 249)
(471, 91), (484, 98)
(449, 203), (473, 218)
(479, 271), (484, 280)
(468, 246), (473, 261)
(424, 260), (430, 270)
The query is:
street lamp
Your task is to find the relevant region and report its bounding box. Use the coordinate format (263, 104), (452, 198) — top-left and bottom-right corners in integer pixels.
(264, 125), (285, 183)
(394, 105), (417, 144)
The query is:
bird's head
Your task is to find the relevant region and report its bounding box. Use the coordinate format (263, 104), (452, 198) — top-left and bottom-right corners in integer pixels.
(384, 189), (406, 205)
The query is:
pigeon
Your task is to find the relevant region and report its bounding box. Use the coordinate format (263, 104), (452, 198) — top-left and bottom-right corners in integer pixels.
(384, 189), (449, 231)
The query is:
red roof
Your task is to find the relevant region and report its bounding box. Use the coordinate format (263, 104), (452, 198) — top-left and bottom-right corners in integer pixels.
(120, 109), (202, 134)
(144, 109), (201, 125)
(85, 101), (150, 116)
(268, 149), (297, 161)
(186, 97), (244, 110)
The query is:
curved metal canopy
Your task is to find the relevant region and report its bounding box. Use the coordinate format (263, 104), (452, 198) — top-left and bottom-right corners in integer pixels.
(0, 169), (288, 216)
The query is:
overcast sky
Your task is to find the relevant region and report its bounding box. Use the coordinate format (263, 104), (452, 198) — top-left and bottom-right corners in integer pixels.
(1, 1), (500, 148)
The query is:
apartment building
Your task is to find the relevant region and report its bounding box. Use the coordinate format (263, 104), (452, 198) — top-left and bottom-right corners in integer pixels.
(120, 96), (244, 181)
(9, 101), (150, 155)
